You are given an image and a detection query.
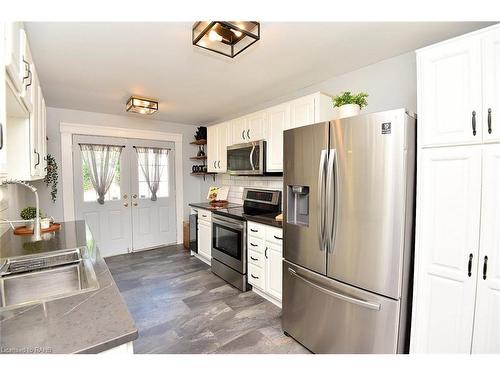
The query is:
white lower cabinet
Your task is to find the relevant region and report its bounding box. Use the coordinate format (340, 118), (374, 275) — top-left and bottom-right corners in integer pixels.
(411, 144), (500, 353)
(247, 221), (283, 306)
(197, 209), (212, 264)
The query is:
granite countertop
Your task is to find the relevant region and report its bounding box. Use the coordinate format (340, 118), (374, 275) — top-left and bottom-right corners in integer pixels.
(0, 221), (138, 354)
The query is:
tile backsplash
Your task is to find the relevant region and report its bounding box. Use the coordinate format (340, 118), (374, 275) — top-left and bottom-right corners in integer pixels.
(221, 175), (283, 205)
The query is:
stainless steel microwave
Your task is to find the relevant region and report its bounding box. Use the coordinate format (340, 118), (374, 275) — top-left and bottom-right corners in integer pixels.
(227, 140), (266, 176)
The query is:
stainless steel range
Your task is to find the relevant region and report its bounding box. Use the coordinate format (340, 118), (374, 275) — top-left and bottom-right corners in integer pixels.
(211, 188), (281, 291)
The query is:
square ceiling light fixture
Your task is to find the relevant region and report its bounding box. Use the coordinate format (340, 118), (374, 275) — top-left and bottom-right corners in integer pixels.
(192, 21), (260, 58)
(126, 96), (158, 115)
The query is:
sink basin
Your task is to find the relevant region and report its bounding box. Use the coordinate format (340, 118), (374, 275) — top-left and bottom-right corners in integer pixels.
(0, 248), (99, 311)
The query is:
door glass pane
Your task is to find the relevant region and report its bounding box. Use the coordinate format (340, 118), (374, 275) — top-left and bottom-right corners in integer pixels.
(82, 158), (121, 202)
(137, 151), (170, 199)
(213, 224), (241, 260)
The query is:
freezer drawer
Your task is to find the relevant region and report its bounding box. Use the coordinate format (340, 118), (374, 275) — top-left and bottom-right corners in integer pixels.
(282, 260), (402, 354)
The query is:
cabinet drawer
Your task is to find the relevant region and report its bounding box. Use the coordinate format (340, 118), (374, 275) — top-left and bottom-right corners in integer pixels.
(247, 237), (264, 254)
(266, 226), (283, 245)
(248, 264), (264, 290)
(198, 209), (212, 223)
(248, 249), (264, 269)
(248, 221), (265, 238)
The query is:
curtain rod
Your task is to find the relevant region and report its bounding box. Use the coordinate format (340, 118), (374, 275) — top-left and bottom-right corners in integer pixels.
(78, 143), (126, 148)
(132, 146), (172, 151)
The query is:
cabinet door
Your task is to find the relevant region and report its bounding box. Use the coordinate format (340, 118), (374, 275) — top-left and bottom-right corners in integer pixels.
(0, 22), (7, 177)
(198, 222), (212, 260)
(411, 146), (482, 353)
(246, 111), (265, 141)
(482, 28), (500, 143)
(207, 125), (218, 172)
(37, 86), (47, 176)
(418, 37), (482, 146)
(29, 70), (39, 177)
(265, 242), (282, 301)
(231, 116), (247, 144)
(217, 123), (228, 172)
(289, 95), (315, 129)
(19, 29), (34, 113)
(5, 22), (23, 93)
(472, 144), (500, 353)
(266, 104), (288, 172)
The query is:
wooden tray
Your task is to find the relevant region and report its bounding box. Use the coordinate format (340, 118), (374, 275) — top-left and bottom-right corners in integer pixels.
(209, 200), (228, 207)
(14, 223), (61, 236)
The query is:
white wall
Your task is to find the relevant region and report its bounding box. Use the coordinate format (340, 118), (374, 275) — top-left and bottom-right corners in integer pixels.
(22, 107), (214, 221)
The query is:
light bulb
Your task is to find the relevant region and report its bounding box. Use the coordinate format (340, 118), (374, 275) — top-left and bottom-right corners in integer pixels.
(231, 29), (242, 37)
(208, 30), (222, 42)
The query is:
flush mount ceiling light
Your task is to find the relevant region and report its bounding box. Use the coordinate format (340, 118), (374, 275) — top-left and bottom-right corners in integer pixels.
(192, 21), (260, 58)
(126, 96), (158, 115)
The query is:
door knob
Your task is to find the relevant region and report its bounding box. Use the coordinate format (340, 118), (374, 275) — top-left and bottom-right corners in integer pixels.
(124, 202), (129, 207)
(132, 194), (137, 199)
(133, 202), (138, 207)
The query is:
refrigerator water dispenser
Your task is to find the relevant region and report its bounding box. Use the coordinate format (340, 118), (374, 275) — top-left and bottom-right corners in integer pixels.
(287, 185), (309, 226)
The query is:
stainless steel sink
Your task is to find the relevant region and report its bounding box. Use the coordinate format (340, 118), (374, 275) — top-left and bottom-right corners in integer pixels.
(0, 247), (99, 311)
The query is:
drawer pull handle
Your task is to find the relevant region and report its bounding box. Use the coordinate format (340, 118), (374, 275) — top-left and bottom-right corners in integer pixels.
(250, 242), (258, 247)
(250, 256), (258, 261)
(250, 274), (259, 279)
(250, 229), (258, 233)
(273, 235), (283, 240)
(265, 247), (268, 259)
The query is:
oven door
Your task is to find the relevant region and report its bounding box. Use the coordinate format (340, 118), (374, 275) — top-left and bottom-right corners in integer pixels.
(227, 141), (265, 175)
(212, 215), (246, 273)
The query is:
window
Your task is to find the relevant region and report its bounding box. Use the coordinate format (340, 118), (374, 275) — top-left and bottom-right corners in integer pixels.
(82, 157), (121, 202)
(136, 148), (170, 200)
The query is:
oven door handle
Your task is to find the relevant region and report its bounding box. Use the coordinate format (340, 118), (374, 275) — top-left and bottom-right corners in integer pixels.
(212, 217), (245, 230)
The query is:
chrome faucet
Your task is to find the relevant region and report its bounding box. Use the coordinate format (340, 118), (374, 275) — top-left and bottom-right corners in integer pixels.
(0, 179), (42, 241)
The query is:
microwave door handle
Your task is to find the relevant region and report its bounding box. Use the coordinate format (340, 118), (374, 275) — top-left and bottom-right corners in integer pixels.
(249, 145), (255, 170)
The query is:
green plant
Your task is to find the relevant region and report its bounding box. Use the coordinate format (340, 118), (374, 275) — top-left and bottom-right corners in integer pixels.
(332, 91), (369, 109)
(20, 206), (43, 221)
(44, 154), (59, 203)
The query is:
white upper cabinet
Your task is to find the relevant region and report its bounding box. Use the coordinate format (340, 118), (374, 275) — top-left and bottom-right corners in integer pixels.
(472, 144), (500, 353)
(246, 110), (266, 141)
(266, 103), (289, 172)
(231, 116), (247, 144)
(289, 95), (315, 130)
(418, 35), (482, 147)
(207, 125), (218, 173)
(482, 28), (500, 143)
(411, 146), (482, 353)
(207, 122), (227, 173)
(19, 29), (34, 114)
(4, 22), (24, 94)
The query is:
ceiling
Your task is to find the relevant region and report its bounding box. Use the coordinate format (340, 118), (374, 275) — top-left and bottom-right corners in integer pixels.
(25, 22), (493, 125)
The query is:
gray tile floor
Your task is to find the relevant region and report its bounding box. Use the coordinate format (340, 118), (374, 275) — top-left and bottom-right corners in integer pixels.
(106, 245), (309, 354)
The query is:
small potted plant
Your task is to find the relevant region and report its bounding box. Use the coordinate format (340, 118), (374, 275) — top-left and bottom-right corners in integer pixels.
(20, 206), (44, 230)
(332, 91), (369, 119)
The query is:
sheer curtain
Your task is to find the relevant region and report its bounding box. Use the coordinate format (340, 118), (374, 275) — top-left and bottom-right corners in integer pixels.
(134, 146), (170, 201)
(80, 144), (123, 204)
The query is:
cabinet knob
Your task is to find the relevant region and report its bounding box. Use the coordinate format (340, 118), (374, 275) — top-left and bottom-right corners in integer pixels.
(124, 202), (129, 207)
(133, 202), (138, 207)
(123, 194), (128, 199)
(132, 194), (137, 199)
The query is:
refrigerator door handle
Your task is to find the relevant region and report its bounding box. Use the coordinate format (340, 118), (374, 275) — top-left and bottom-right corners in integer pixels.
(325, 149), (337, 253)
(287, 267), (381, 311)
(317, 149), (328, 251)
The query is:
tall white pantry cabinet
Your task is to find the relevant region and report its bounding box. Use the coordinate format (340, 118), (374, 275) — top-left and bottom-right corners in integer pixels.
(411, 24), (500, 353)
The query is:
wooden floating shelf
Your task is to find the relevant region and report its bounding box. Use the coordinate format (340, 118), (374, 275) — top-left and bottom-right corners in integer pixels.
(190, 139), (207, 145)
(190, 156), (207, 160)
(190, 171), (216, 181)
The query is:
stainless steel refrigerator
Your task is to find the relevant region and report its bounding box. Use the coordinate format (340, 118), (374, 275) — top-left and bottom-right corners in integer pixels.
(282, 108), (416, 354)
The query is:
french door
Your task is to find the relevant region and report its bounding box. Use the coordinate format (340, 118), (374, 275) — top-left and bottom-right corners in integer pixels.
(73, 135), (176, 257)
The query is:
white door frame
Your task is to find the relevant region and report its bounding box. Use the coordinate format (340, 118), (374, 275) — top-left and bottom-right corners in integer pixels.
(60, 122), (184, 244)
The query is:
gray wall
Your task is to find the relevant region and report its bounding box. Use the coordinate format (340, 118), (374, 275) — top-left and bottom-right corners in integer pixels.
(211, 51), (417, 124)
(24, 107), (214, 221)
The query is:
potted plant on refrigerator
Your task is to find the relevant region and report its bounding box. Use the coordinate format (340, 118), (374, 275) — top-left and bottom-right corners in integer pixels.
(332, 91), (369, 119)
